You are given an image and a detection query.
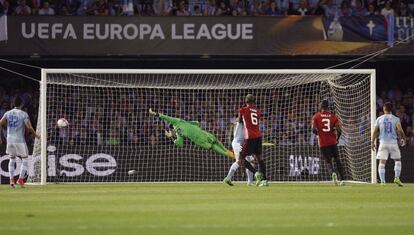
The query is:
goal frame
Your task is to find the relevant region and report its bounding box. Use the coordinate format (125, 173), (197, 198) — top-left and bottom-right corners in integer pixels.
(39, 69), (377, 185)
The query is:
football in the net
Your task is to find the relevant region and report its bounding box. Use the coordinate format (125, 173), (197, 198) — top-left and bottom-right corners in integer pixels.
(57, 118), (69, 128)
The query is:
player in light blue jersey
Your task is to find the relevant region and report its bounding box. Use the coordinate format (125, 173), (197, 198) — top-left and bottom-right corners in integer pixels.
(223, 119), (256, 186)
(372, 102), (407, 186)
(0, 97), (38, 188)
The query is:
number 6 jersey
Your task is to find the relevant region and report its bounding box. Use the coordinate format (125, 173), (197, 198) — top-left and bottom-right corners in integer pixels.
(312, 111), (340, 147)
(239, 105), (262, 139)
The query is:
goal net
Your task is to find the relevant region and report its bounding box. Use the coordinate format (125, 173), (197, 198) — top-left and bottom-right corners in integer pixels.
(30, 69), (376, 184)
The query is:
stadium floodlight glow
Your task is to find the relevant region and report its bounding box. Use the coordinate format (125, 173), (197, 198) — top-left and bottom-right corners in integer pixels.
(31, 69), (376, 185)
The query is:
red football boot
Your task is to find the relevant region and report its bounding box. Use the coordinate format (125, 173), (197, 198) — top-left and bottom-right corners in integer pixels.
(17, 178), (25, 188)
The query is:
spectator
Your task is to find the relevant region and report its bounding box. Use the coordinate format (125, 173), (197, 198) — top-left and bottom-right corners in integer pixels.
(352, 0), (366, 15)
(78, 0), (95, 15)
(15, 0), (32, 15)
(230, 0), (245, 15)
(138, 0), (155, 16)
(63, 0), (80, 15)
(93, 0), (109, 15)
(29, 0), (41, 15)
(293, 0), (311, 15)
(38, 1), (56, 15)
(192, 4), (202, 14)
(307, 0), (320, 13)
(380, 0), (394, 16)
(153, 0), (172, 16)
(265, 1), (282, 15)
(175, 0), (189, 15)
(204, 0), (219, 15)
(321, 0), (338, 17)
(376, 0), (386, 10)
(365, 3), (378, 15)
(216, 0), (230, 15)
(0, 0), (12, 15)
(338, 0), (353, 16)
(396, 1), (412, 17)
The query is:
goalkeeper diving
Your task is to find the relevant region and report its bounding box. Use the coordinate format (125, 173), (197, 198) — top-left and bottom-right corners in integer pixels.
(149, 109), (235, 159)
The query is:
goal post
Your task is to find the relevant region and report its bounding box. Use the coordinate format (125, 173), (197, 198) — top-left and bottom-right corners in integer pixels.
(31, 69), (377, 184)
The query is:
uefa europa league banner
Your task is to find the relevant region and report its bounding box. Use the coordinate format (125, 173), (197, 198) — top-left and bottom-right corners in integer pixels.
(0, 15), (414, 56)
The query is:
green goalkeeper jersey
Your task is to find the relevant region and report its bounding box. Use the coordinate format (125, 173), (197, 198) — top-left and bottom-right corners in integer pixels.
(159, 114), (234, 158)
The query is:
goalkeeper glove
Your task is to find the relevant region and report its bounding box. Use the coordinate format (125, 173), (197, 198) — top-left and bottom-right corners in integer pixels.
(149, 108), (159, 117)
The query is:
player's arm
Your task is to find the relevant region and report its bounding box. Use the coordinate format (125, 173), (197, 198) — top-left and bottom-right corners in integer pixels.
(0, 115), (6, 144)
(149, 109), (182, 125)
(396, 121), (407, 146)
(311, 115), (318, 135)
(24, 118), (39, 139)
(238, 108), (243, 123)
(188, 121), (200, 126)
(0, 116), (6, 127)
(334, 117), (342, 141)
(371, 126), (379, 151)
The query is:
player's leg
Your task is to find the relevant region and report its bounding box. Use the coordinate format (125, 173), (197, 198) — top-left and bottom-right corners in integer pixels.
(224, 162), (239, 186)
(378, 160), (387, 185)
(331, 145), (344, 181)
(245, 155), (255, 185)
(6, 144), (17, 188)
(224, 142), (242, 186)
(320, 147), (336, 184)
(254, 137), (269, 187)
(239, 140), (257, 175)
(8, 156), (16, 188)
(16, 143), (29, 187)
(390, 145), (403, 186)
(376, 144), (388, 185)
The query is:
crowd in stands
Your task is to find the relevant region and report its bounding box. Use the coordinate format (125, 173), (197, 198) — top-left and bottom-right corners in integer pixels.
(0, 0), (413, 17)
(0, 84), (39, 146)
(0, 78), (414, 147)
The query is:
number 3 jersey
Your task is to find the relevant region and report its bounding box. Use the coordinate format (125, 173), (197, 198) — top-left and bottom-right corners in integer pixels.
(239, 105), (262, 139)
(2, 108), (30, 144)
(375, 114), (400, 145)
(312, 111), (339, 147)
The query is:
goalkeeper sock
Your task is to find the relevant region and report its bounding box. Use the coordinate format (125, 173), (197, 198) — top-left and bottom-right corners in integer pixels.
(246, 169), (254, 184)
(226, 162), (239, 181)
(19, 159), (29, 179)
(378, 163), (386, 183)
(243, 160), (257, 174)
(8, 158), (16, 180)
(258, 159), (267, 180)
(394, 161), (401, 178)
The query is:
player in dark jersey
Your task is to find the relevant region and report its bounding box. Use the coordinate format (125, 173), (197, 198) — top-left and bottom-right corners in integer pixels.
(311, 100), (344, 185)
(238, 94), (268, 187)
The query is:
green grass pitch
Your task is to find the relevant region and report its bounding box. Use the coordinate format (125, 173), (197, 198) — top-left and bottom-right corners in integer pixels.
(0, 183), (413, 235)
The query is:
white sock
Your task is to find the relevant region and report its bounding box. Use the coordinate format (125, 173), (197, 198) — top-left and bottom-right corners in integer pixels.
(19, 159), (29, 179)
(394, 161), (401, 178)
(226, 162), (239, 181)
(8, 158), (16, 181)
(246, 169), (254, 184)
(378, 163), (386, 183)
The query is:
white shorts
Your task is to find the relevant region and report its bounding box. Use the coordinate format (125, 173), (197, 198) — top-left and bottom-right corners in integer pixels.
(376, 143), (401, 160)
(6, 143), (29, 157)
(232, 142), (255, 162)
